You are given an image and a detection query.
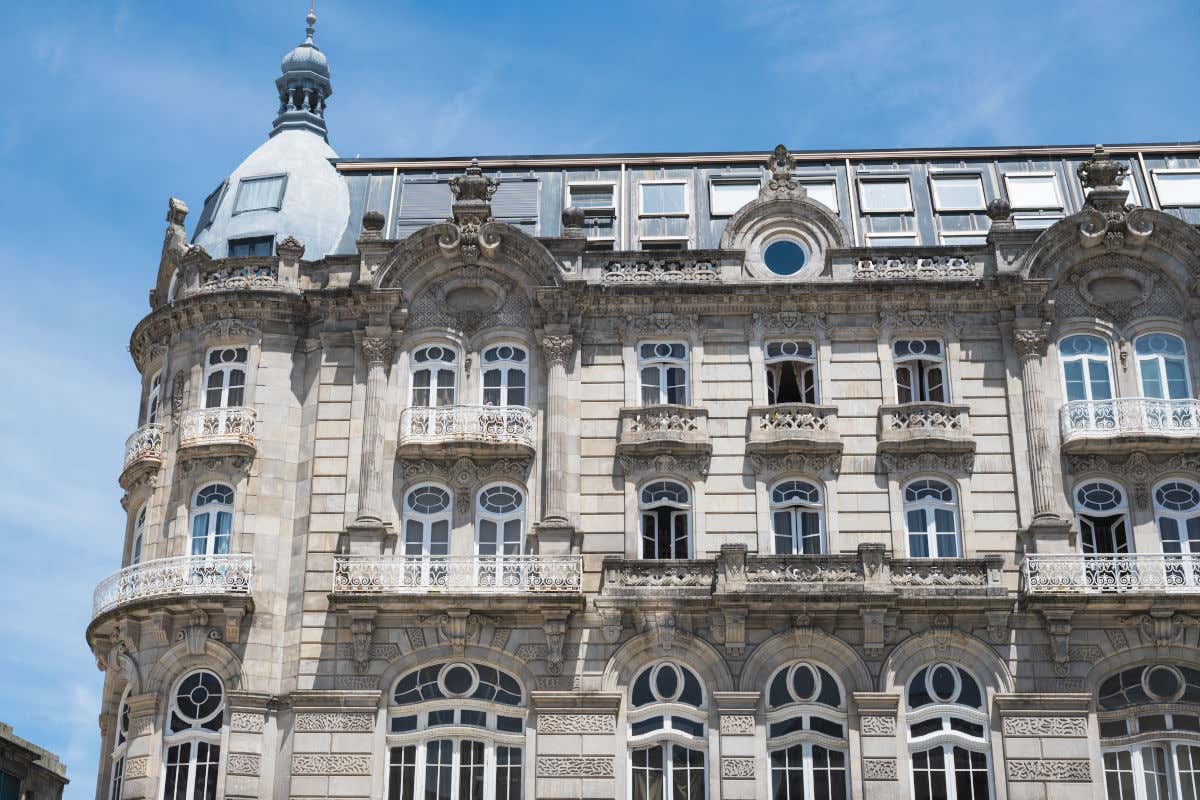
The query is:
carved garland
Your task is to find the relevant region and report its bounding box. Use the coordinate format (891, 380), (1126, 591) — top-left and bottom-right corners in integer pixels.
(1066, 450), (1200, 510)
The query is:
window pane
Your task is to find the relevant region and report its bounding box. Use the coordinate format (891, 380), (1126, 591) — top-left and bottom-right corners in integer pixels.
(1155, 171), (1200, 207)
(1005, 174), (1062, 209)
(1088, 360), (1113, 400)
(860, 180), (913, 212)
(710, 181), (759, 216)
(1141, 359), (1165, 398)
(234, 175), (285, 213)
(568, 184), (614, 209)
(931, 176), (986, 211)
(801, 181), (839, 212)
(642, 183), (686, 215)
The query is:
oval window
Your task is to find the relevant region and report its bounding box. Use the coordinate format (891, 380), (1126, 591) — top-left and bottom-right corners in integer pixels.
(763, 240), (806, 276)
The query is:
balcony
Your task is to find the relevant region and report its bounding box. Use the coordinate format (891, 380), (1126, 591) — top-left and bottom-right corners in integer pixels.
(616, 405), (711, 458)
(599, 558), (718, 600)
(1023, 553), (1200, 596)
(877, 402), (974, 455)
(119, 423), (165, 489)
(178, 407), (257, 460)
(1059, 398), (1200, 455)
(91, 554), (254, 621)
(747, 404), (842, 457)
(397, 405), (536, 459)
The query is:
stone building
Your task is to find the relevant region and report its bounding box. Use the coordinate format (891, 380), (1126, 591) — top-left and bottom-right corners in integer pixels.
(0, 722), (69, 800)
(86, 9), (1200, 800)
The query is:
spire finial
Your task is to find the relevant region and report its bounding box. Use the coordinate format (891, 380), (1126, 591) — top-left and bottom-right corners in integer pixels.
(305, 3), (317, 44)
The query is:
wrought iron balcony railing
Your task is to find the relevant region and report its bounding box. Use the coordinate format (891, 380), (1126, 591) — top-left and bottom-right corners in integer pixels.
(178, 407), (257, 452)
(1023, 553), (1200, 595)
(1060, 398), (1200, 452)
(398, 405), (536, 455)
(332, 555), (582, 594)
(92, 554), (254, 619)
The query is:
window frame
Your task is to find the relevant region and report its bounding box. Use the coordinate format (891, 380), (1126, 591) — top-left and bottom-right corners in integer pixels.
(798, 179), (840, 213)
(109, 690), (131, 800)
(857, 177), (915, 214)
(637, 179), (690, 247)
(1134, 332), (1192, 401)
(401, 483), (452, 559)
(769, 479), (826, 556)
(1152, 168), (1200, 208)
(903, 479), (962, 559)
(230, 172), (288, 215)
(202, 346), (250, 409)
(638, 480), (693, 560)
(764, 661), (849, 800)
(708, 177), (761, 217)
(1057, 334), (1115, 405)
(1073, 480), (1132, 555)
(480, 344), (529, 408)
(627, 661), (709, 800)
(566, 180), (618, 248)
(409, 345), (459, 409)
(638, 341), (690, 406)
(764, 340), (819, 405)
(1001, 171), (1064, 211)
(131, 503), (147, 565)
(905, 663), (992, 800)
(1154, 479), (1200, 558)
(146, 369), (163, 425)
(893, 339), (948, 404)
(475, 483), (527, 559)
(189, 484), (234, 557)
(160, 670), (225, 800)
(929, 173), (987, 212)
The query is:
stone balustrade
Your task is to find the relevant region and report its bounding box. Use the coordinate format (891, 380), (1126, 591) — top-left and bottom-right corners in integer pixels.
(616, 405), (711, 457)
(1023, 553), (1200, 595)
(178, 406), (258, 458)
(92, 554), (254, 619)
(1059, 397), (1200, 454)
(332, 555), (582, 594)
(197, 259), (291, 294)
(877, 402), (974, 454)
(747, 403), (841, 456)
(398, 404), (536, 458)
(120, 423), (166, 488)
(597, 254), (723, 283)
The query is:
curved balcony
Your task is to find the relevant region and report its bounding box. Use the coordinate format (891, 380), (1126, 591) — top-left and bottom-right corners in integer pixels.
(178, 407), (257, 460)
(119, 423), (165, 489)
(747, 404), (841, 457)
(1059, 398), (1200, 455)
(91, 554), (254, 621)
(616, 405), (711, 458)
(1023, 553), (1200, 596)
(398, 404), (536, 459)
(877, 402), (974, 455)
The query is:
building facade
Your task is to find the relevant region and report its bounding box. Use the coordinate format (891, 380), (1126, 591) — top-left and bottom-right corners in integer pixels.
(87, 10), (1200, 800)
(0, 723), (68, 800)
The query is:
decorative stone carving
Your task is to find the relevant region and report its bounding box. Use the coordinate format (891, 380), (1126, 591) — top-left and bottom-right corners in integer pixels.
(539, 334), (575, 367)
(602, 257), (720, 284)
(349, 610), (376, 674)
(749, 451), (841, 479)
(129, 715), (154, 738)
(359, 336), (394, 366)
(1067, 451), (1200, 511)
(754, 311), (826, 334)
(291, 754), (373, 775)
(1002, 717), (1088, 737)
(334, 643), (402, 662)
(862, 759), (898, 780)
(197, 318), (259, 341)
(535, 756), (615, 777)
(1124, 611), (1199, 647)
(227, 753), (262, 776)
(1013, 325), (1050, 359)
(177, 609), (218, 656)
(1042, 611), (1074, 677)
(860, 715), (897, 736)
(438, 159), (501, 266)
(763, 144), (806, 200)
(721, 758), (756, 779)
(986, 610), (1011, 645)
(855, 256), (974, 281)
(230, 712), (266, 733)
(124, 756), (150, 779)
(170, 371), (187, 422)
(879, 451), (974, 477)
(625, 312), (699, 337)
(1055, 258), (1179, 324)
(1106, 628), (1130, 652)
(1007, 759), (1092, 782)
(294, 713), (375, 732)
(719, 715), (756, 735)
(399, 457), (532, 513)
(617, 452), (710, 479)
(537, 715), (616, 734)
(876, 309), (955, 333)
(636, 610), (684, 651)
(1036, 644), (1102, 663)
(543, 613), (569, 675)
(336, 676), (378, 690)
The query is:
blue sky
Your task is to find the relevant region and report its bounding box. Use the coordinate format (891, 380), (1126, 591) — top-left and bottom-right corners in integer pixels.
(1, 1), (1197, 796)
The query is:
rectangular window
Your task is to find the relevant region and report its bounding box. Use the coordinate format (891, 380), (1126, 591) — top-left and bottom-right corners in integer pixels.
(232, 174), (287, 214)
(939, 230), (988, 246)
(894, 340), (946, 403)
(800, 180), (839, 213)
(639, 342), (689, 405)
(192, 180), (227, 240)
(709, 179), (760, 216)
(930, 175), (986, 211)
(492, 177), (540, 234)
(228, 236), (274, 258)
(567, 183), (617, 249)
(865, 231), (919, 247)
(638, 180), (689, 246)
(858, 179), (914, 213)
(1153, 170), (1200, 207)
(147, 370), (163, 425)
(1003, 172), (1064, 210)
(1012, 213), (1063, 230)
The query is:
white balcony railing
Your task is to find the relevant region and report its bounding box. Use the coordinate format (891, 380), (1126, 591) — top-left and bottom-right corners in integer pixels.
(1060, 398), (1200, 441)
(92, 554), (254, 619)
(1023, 553), (1200, 594)
(123, 423), (166, 468)
(333, 555), (582, 594)
(399, 405), (536, 449)
(179, 406), (257, 448)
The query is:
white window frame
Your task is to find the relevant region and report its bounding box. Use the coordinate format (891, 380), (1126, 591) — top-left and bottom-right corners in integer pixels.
(929, 174), (987, 212)
(189, 484), (234, 557)
(764, 662), (850, 800)
(109, 690), (130, 800)
(409, 345), (459, 409)
(131, 504), (147, 565)
(938, 230), (988, 246)
(1074, 481), (1132, 555)
(1134, 332), (1192, 400)
(475, 483), (526, 560)
(708, 178), (761, 217)
(865, 231), (920, 247)
(401, 484), (452, 589)
(637, 179), (690, 246)
(1011, 213), (1063, 230)
(146, 369), (163, 425)
(627, 662), (709, 800)
(480, 344), (528, 408)
(203, 346), (249, 409)
(905, 664), (993, 800)
(770, 480), (825, 555)
(1152, 168), (1200, 208)
(1154, 480), (1200, 560)
(798, 179), (840, 213)
(764, 340), (818, 405)
(566, 181), (618, 246)
(639, 480), (692, 560)
(231, 173), (287, 215)
(160, 670), (225, 800)
(893, 339), (947, 404)
(638, 342), (690, 406)
(903, 479), (962, 559)
(1058, 334), (1115, 404)
(857, 177), (914, 213)
(1002, 171), (1064, 211)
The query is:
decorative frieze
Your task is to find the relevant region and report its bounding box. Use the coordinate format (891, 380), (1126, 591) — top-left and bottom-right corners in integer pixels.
(1002, 716), (1088, 737)
(537, 714), (616, 734)
(294, 712), (375, 732)
(1007, 759), (1092, 782)
(336, 676), (378, 690)
(860, 715), (897, 736)
(855, 255), (974, 281)
(291, 754), (373, 775)
(602, 258), (720, 284)
(862, 758), (898, 780)
(226, 753), (262, 776)
(535, 756), (615, 777)
(721, 758), (755, 779)
(229, 712), (266, 733)
(718, 715), (755, 735)
(124, 756), (150, 779)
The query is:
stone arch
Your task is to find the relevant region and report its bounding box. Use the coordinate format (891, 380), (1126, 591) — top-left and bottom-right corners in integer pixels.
(739, 627), (872, 696)
(602, 630), (734, 695)
(721, 196), (849, 280)
(144, 635), (245, 697)
(375, 643), (538, 708)
(880, 630), (1013, 696)
(1085, 643), (1200, 705)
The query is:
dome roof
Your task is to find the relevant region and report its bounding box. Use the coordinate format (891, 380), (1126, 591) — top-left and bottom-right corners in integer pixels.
(280, 12), (329, 78)
(192, 129), (350, 260)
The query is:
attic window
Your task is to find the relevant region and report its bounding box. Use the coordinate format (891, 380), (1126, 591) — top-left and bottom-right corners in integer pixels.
(228, 236), (274, 258)
(232, 174), (287, 214)
(192, 180), (227, 240)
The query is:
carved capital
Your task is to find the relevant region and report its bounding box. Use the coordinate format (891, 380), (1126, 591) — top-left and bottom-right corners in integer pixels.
(539, 334), (575, 368)
(1013, 325), (1050, 360)
(359, 335), (394, 367)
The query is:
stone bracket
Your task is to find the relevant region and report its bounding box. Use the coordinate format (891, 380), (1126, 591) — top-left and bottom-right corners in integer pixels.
(348, 609), (377, 673)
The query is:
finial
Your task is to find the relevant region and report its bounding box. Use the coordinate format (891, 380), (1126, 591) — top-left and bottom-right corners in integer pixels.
(1078, 144), (1130, 211)
(761, 143), (806, 201)
(305, 3), (317, 44)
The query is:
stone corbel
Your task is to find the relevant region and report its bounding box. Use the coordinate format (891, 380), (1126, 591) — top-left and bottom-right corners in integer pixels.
(862, 608), (896, 660)
(1124, 610), (1199, 648)
(929, 613), (954, 652)
(859, 543), (888, 590)
(721, 608), (748, 656)
(636, 610), (683, 651)
(179, 609), (214, 656)
(542, 612), (571, 675)
(985, 610), (1011, 645)
(148, 609), (173, 647)
(715, 543), (748, 594)
(224, 607), (246, 643)
(349, 610), (378, 673)
(1041, 609), (1074, 677)
(599, 610), (623, 643)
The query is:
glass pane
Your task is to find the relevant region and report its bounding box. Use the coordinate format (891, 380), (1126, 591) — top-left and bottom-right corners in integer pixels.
(1166, 358), (1190, 399)
(932, 176), (985, 210)
(773, 511), (794, 555)
(1155, 172), (1200, 206)
(860, 180), (913, 211)
(642, 183), (686, 215)
(1005, 174), (1061, 209)
(1088, 359), (1113, 400)
(425, 740), (453, 800)
(710, 181), (759, 215)
(191, 514), (210, 556)
(1141, 359), (1165, 399)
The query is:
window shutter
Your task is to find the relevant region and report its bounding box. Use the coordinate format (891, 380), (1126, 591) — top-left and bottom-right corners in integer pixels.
(398, 181), (453, 221)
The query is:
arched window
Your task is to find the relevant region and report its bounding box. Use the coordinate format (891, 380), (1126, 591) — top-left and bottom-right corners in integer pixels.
(906, 663), (990, 800)
(1155, 481), (1200, 556)
(131, 504), (147, 565)
(639, 342), (689, 406)
(1135, 333), (1191, 400)
(639, 481), (691, 559)
(203, 347), (248, 408)
(477, 484), (526, 587)
(903, 479), (960, 558)
(1098, 663), (1200, 798)
(411, 345), (458, 408)
(163, 670), (225, 800)
(765, 341), (818, 405)
(1059, 334), (1114, 403)
(771, 480), (825, 555)
(628, 662), (707, 800)
(147, 370), (163, 425)
(402, 484), (452, 587)
(387, 661), (525, 800)
(482, 345), (528, 407)
(894, 340), (946, 404)
(190, 484), (233, 556)
(1075, 481), (1131, 555)
(766, 662), (848, 799)
(109, 690), (130, 800)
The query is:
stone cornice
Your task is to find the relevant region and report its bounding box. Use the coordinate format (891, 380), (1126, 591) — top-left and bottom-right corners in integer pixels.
(282, 690), (384, 710)
(993, 692), (1091, 714)
(529, 691), (622, 713)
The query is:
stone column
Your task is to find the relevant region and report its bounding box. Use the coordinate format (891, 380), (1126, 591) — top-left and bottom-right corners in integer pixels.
(353, 332), (394, 529)
(1013, 323), (1073, 551)
(538, 327), (575, 528)
(121, 693), (161, 800)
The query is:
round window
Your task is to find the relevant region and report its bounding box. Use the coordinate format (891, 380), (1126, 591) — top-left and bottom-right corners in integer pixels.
(789, 663), (818, 702)
(763, 240), (807, 276)
(1145, 665), (1184, 702)
(440, 663), (478, 697)
(929, 664), (958, 703)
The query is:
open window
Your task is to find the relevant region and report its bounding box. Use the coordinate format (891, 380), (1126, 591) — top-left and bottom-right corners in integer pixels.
(765, 341), (818, 404)
(639, 481), (691, 559)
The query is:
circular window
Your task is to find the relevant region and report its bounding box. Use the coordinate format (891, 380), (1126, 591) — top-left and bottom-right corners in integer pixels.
(928, 664), (959, 703)
(789, 663), (818, 702)
(1144, 665), (1185, 702)
(175, 671), (224, 723)
(653, 663), (683, 701)
(440, 663), (478, 697)
(763, 240), (807, 276)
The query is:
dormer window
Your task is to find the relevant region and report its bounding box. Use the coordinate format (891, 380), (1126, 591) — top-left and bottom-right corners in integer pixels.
(232, 174), (287, 214)
(228, 236), (274, 258)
